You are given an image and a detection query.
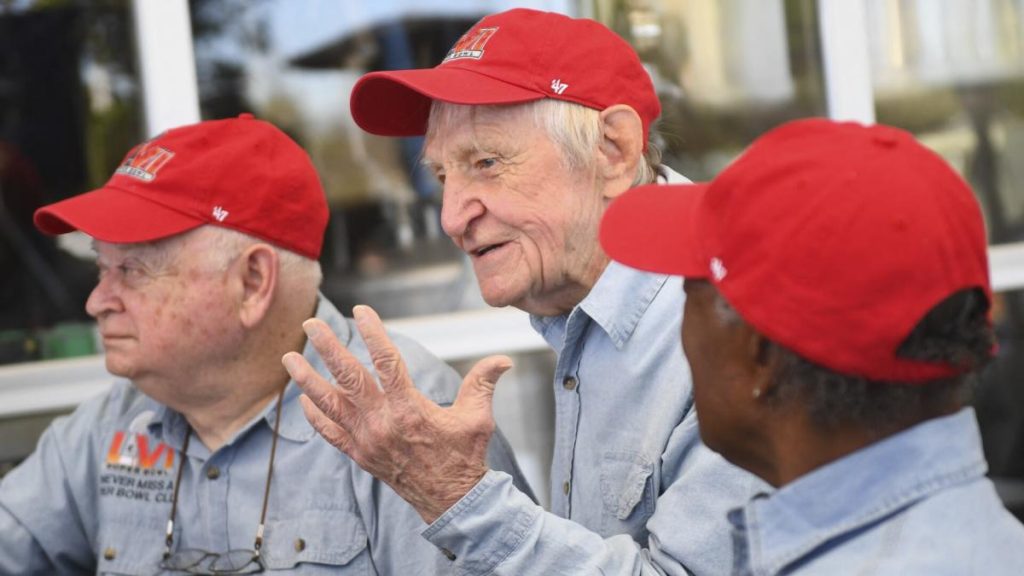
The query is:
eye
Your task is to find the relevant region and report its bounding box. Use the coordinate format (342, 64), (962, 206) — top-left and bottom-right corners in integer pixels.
(119, 262), (147, 280)
(475, 157), (498, 170)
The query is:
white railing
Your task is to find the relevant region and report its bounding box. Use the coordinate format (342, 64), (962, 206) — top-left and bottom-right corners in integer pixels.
(0, 307), (547, 418)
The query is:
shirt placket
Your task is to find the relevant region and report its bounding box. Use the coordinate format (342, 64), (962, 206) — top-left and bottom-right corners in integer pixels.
(550, 311), (589, 520)
(188, 445), (232, 554)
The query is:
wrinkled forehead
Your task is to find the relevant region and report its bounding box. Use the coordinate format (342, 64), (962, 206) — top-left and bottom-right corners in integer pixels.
(423, 102), (538, 158)
(90, 228), (199, 265)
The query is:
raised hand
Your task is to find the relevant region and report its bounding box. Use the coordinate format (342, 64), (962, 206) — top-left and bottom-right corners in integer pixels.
(282, 305), (513, 523)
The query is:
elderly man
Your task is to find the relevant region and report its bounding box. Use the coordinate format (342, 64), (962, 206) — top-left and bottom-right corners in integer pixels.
(600, 118), (1024, 574)
(0, 115), (528, 574)
(284, 8), (760, 575)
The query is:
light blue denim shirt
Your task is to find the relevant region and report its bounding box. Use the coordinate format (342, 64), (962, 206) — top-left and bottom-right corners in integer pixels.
(0, 296), (530, 575)
(423, 262), (765, 575)
(730, 408), (1024, 575)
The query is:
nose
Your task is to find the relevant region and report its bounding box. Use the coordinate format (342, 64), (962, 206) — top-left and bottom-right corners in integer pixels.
(440, 176), (486, 242)
(85, 274), (124, 319)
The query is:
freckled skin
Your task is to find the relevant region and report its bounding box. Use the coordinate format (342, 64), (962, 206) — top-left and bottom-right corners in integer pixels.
(425, 106), (611, 316)
(87, 236), (244, 407)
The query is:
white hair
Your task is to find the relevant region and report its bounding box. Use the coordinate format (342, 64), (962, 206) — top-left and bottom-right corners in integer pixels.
(426, 99), (661, 186)
(151, 226), (322, 289)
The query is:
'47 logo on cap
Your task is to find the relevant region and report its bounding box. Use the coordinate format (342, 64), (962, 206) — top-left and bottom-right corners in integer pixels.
(443, 26), (499, 63)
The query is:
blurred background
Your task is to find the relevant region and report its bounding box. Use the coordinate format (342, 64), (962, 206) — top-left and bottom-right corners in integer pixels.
(1, 0), (1023, 514)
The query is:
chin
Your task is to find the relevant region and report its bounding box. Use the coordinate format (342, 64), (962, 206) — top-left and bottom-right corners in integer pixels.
(103, 356), (136, 379)
(698, 428), (728, 457)
(477, 282), (524, 309)
(480, 291), (507, 306)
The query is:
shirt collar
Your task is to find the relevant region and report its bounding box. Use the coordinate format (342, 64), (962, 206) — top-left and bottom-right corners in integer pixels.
(144, 396), (182, 446)
(579, 262), (669, 349)
(529, 258), (669, 352)
(660, 165), (692, 185)
(736, 408), (987, 574)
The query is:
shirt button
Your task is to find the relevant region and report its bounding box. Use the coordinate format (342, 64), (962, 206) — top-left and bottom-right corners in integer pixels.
(441, 547), (457, 561)
(294, 538), (306, 552)
(206, 466), (220, 480)
(563, 480), (571, 495)
(562, 376), (577, 390)
(103, 547), (116, 560)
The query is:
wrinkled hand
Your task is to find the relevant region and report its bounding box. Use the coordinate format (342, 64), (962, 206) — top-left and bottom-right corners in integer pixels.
(282, 305), (513, 524)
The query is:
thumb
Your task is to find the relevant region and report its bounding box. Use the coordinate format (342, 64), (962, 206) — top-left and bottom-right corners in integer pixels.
(455, 355), (513, 414)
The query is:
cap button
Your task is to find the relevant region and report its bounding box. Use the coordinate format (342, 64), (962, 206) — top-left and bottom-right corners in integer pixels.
(871, 130), (899, 148)
(238, 113), (255, 120)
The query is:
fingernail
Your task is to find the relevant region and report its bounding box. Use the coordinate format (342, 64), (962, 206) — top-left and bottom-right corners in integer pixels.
(353, 305), (372, 327)
(302, 319), (321, 339)
(281, 353), (301, 375)
(494, 355), (514, 372)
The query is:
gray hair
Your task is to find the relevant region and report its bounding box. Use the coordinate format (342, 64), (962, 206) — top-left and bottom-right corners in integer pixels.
(426, 99), (662, 186)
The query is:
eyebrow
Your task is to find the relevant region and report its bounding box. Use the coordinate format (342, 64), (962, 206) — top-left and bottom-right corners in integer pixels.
(422, 137), (515, 170)
(420, 158), (442, 173)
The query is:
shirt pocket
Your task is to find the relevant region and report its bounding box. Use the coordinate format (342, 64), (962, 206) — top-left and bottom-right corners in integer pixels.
(261, 509), (371, 574)
(600, 450), (656, 536)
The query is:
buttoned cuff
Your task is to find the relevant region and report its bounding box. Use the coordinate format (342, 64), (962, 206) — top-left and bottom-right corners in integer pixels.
(422, 470), (540, 575)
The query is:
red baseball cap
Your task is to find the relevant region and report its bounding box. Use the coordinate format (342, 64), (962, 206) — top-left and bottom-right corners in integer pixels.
(600, 118), (992, 382)
(34, 114), (328, 259)
(349, 8), (661, 146)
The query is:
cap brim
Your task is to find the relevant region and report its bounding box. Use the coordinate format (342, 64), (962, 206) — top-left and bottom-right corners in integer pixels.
(350, 68), (546, 136)
(34, 186), (204, 243)
(600, 183), (710, 277)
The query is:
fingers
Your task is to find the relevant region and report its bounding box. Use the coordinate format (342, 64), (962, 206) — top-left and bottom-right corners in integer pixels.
(301, 319), (380, 401)
(282, 351), (334, 409)
(299, 396), (355, 455)
(352, 305), (413, 397)
(455, 355), (513, 414)
(283, 351), (356, 424)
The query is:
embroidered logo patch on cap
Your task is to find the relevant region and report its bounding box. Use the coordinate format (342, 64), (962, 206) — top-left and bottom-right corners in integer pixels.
(442, 26), (499, 63)
(114, 141), (175, 182)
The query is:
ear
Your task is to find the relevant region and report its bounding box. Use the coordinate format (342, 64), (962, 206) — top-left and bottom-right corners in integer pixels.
(731, 321), (780, 401)
(748, 330), (782, 400)
(596, 104), (644, 199)
(235, 243), (279, 329)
